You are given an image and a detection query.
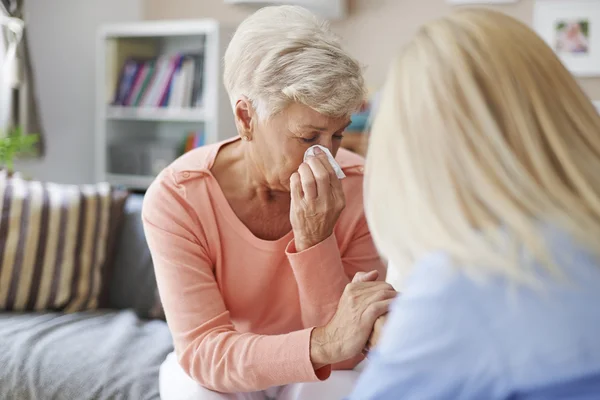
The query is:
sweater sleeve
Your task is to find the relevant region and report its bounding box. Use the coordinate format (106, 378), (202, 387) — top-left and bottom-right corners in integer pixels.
(286, 211), (386, 370)
(141, 172), (327, 393)
(286, 215), (386, 327)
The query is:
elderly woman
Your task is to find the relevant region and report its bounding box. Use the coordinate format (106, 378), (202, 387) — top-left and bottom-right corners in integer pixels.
(142, 5), (393, 400)
(349, 9), (600, 400)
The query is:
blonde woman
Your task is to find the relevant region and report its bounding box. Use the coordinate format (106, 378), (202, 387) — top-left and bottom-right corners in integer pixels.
(350, 9), (600, 399)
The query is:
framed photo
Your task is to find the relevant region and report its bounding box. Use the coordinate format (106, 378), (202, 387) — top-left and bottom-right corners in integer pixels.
(534, 0), (600, 77)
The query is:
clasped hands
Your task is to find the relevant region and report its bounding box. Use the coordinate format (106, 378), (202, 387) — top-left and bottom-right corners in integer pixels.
(310, 271), (397, 368)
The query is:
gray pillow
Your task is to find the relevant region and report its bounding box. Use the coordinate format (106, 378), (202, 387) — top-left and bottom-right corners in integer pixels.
(108, 194), (163, 319)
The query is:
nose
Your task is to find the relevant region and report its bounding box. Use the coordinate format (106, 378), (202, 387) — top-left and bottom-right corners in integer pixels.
(317, 137), (333, 153)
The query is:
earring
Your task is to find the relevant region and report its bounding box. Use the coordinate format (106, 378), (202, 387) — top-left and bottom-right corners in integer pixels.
(242, 135), (250, 141)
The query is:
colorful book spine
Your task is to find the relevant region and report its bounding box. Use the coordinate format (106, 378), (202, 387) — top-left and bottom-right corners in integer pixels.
(132, 61), (155, 106)
(158, 55), (184, 107)
(124, 62), (149, 106)
(112, 59), (140, 106)
(111, 52), (205, 109)
(182, 131), (205, 154)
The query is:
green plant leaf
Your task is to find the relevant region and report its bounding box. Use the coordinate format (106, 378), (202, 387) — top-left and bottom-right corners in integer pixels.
(0, 126), (40, 173)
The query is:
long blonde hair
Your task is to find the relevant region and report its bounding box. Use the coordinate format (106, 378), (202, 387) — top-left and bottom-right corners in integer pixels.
(366, 9), (600, 283)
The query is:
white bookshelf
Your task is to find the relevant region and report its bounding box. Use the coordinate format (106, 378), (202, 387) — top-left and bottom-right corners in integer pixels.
(95, 19), (236, 191)
(106, 106), (208, 122)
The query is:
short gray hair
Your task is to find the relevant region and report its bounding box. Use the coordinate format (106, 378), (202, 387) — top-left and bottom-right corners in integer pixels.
(223, 5), (365, 119)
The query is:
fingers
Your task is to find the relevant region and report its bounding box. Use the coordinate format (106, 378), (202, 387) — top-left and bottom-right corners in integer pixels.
(305, 154), (333, 195)
(376, 314), (389, 324)
(352, 270), (379, 283)
(298, 148), (344, 202)
(298, 162), (317, 200)
(314, 149), (344, 191)
(290, 172), (303, 204)
(365, 315), (387, 353)
(350, 281), (396, 296)
(365, 299), (395, 323)
(344, 280), (396, 307)
(313, 151), (344, 191)
(344, 281), (396, 316)
(308, 151), (337, 180)
(365, 288), (398, 304)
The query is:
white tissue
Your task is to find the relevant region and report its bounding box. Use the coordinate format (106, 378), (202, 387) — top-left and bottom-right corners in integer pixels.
(303, 145), (346, 180)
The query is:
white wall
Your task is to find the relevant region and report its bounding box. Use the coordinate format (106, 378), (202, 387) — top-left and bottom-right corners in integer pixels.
(144, 0), (600, 100)
(15, 0), (142, 184)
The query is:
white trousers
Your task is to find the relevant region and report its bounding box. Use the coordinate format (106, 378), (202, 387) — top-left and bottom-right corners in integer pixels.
(159, 351), (364, 400)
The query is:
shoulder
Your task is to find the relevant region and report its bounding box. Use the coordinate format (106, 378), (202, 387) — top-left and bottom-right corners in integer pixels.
(163, 139), (229, 184)
(332, 150), (368, 238)
(384, 253), (469, 327)
(143, 140), (231, 218)
(146, 138), (235, 195)
(398, 252), (464, 299)
(382, 252), (508, 363)
(336, 147), (365, 176)
(336, 148), (366, 203)
(385, 252), (506, 345)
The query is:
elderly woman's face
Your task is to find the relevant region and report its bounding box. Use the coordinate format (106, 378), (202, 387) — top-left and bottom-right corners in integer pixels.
(252, 103), (351, 190)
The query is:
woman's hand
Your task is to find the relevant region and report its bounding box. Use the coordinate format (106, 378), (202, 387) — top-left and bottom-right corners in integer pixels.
(310, 271), (397, 367)
(365, 314), (388, 355)
(290, 147), (345, 252)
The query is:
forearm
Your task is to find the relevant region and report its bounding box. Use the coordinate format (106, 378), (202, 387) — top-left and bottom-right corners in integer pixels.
(287, 234), (350, 327)
(180, 328), (325, 393)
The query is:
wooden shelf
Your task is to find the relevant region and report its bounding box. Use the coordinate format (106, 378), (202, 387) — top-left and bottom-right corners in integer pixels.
(106, 106), (207, 122)
(106, 174), (156, 190)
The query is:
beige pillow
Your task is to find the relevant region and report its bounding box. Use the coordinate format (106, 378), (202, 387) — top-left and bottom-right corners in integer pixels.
(0, 173), (128, 312)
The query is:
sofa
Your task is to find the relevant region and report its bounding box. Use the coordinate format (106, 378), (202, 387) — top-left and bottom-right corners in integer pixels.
(0, 193), (173, 400)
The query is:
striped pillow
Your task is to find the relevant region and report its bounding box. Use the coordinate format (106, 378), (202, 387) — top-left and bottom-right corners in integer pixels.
(0, 174), (128, 312)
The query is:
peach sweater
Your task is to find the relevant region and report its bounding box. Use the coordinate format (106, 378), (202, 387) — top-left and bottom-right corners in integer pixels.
(141, 138), (385, 393)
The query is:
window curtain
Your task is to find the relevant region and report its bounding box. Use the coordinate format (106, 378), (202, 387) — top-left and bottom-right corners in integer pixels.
(0, 0), (44, 156)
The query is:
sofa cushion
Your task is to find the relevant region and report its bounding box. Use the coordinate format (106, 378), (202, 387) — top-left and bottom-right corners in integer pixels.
(0, 310), (172, 400)
(0, 174), (128, 312)
(108, 193), (164, 319)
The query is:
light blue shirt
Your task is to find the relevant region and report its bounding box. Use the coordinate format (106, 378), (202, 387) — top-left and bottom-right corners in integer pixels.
(348, 228), (600, 399)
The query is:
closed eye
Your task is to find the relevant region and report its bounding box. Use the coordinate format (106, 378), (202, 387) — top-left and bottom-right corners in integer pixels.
(300, 136), (319, 144)
(333, 128), (346, 141)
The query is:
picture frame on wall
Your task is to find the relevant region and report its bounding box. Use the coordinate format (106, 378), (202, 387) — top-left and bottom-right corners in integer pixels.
(534, 0), (600, 77)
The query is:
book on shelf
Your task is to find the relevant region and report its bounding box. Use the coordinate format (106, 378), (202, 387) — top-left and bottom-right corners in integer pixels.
(105, 39), (157, 104)
(182, 131), (205, 154)
(111, 53), (204, 109)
